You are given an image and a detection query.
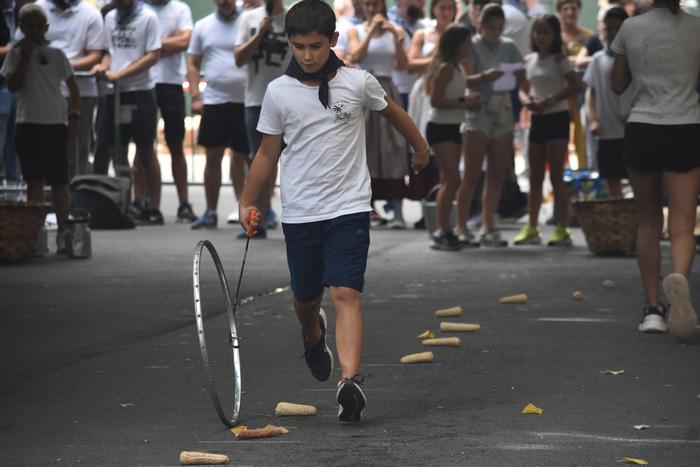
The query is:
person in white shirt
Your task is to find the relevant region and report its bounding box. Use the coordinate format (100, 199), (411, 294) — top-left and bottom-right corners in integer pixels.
(187, 0), (249, 230)
(515, 14), (581, 247)
(583, 7), (631, 199)
(95, 0), (162, 224)
(1, 4), (80, 253)
(145, 0), (195, 222)
(24, 0), (104, 179)
(239, 0), (429, 423)
(347, 0), (411, 229)
(611, 0), (700, 338)
(234, 0), (291, 237)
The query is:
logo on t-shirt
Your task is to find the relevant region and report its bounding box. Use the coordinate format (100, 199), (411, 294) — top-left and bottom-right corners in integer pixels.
(331, 101), (351, 124)
(113, 26), (138, 50)
(250, 28), (288, 73)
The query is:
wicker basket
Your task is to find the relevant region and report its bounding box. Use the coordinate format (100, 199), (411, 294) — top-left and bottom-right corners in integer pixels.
(0, 201), (49, 262)
(573, 198), (638, 255)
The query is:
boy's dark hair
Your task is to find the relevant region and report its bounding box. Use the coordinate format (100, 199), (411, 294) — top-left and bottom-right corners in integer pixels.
(286, 0), (336, 39)
(479, 3), (504, 25)
(530, 14), (564, 55)
(556, 0), (581, 10)
(603, 6), (629, 23)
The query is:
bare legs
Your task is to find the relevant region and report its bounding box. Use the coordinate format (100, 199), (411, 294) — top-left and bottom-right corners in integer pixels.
(432, 140), (461, 233)
(456, 131), (511, 232)
(27, 181), (70, 233)
(628, 171), (665, 307)
(293, 286), (363, 380)
(527, 139), (569, 228)
(664, 169), (700, 277)
(132, 145), (161, 209)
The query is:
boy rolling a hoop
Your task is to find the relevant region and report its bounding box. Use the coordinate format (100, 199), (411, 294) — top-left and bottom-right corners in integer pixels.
(239, 0), (429, 423)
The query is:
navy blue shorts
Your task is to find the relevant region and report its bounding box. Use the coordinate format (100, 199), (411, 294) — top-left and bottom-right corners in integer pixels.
(282, 212), (370, 303)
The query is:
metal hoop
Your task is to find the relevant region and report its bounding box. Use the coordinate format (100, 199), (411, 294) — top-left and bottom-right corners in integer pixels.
(193, 240), (242, 427)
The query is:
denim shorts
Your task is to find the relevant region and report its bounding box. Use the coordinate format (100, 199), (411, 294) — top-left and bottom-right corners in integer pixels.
(282, 212), (370, 303)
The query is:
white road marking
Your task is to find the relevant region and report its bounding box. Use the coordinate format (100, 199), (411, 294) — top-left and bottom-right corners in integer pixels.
(531, 431), (700, 444)
(198, 440), (302, 444)
(536, 317), (623, 323)
(494, 443), (558, 451)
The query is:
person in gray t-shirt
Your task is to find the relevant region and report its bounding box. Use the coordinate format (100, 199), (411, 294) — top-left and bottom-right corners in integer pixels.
(610, 0), (700, 338)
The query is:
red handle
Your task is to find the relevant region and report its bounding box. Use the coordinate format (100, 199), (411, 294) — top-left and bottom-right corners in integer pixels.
(247, 209), (258, 238)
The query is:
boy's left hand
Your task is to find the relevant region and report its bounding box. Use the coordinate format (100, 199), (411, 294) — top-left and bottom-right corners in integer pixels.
(410, 148), (430, 174)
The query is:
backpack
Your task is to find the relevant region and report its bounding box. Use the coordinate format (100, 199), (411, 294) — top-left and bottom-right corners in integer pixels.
(69, 175), (135, 229)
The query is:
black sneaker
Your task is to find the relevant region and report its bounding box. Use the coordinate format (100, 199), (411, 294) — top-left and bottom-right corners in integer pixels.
(135, 208), (164, 226)
(430, 231), (462, 251)
(301, 308), (333, 381)
(336, 374), (367, 423)
(638, 305), (668, 333)
(176, 203), (197, 223)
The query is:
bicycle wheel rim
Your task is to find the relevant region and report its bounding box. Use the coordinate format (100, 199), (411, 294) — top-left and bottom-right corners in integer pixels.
(193, 240), (242, 428)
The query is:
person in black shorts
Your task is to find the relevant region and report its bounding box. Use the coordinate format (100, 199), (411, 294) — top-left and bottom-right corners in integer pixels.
(423, 25), (480, 250)
(96, 0), (163, 225)
(1, 4), (81, 253)
(611, 0), (700, 337)
(516, 14), (582, 247)
(145, 0), (196, 222)
(187, 0), (250, 230)
(584, 7), (630, 198)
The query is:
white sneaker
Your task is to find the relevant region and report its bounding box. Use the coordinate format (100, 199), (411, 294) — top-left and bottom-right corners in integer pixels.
(480, 229), (508, 247)
(453, 228), (479, 248)
(638, 306), (667, 333)
(387, 218), (406, 230)
(662, 273), (699, 339)
(227, 211), (239, 224)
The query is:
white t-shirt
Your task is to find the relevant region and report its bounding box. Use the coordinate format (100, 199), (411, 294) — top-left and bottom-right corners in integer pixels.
(392, 18), (432, 95)
(26, 0), (105, 98)
(583, 50), (635, 140)
(355, 24), (396, 78)
(104, 6), (161, 92)
(610, 8), (700, 125)
(503, 4), (531, 58)
(257, 67), (387, 223)
(146, 0), (192, 85)
(0, 45), (73, 124)
(335, 16), (354, 54)
(188, 12), (247, 105)
(235, 5), (291, 108)
(525, 53), (573, 115)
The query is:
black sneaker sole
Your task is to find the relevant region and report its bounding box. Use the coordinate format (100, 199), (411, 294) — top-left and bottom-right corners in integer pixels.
(337, 381), (366, 423)
(303, 308), (334, 381)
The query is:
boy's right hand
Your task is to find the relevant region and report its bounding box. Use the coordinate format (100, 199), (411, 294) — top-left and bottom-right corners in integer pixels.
(482, 68), (504, 81)
(239, 206), (262, 238)
(589, 119), (601, 136)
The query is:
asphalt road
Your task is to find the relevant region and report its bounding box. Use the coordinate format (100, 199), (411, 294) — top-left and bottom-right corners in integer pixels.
(1, 187), (699, 466)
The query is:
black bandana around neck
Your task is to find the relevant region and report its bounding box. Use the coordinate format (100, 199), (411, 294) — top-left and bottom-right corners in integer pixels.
(117, 1), (144, 26)
(284, 49), (344, 109)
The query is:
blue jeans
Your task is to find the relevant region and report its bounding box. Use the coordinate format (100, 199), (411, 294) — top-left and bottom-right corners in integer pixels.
(0, 85), (18, 183)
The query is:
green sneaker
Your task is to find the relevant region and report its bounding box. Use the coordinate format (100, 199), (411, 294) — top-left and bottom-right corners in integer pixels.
(513, 226), (541, 245)
(548, 224), (573, 247)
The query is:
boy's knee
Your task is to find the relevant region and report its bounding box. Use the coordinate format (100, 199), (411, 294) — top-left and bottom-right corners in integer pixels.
(330, 286), (361, 305)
